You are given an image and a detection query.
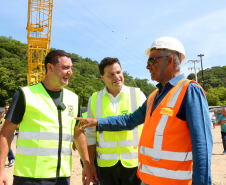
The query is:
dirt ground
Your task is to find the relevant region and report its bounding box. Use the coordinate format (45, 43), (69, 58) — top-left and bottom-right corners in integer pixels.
(3, 125), (226, 185)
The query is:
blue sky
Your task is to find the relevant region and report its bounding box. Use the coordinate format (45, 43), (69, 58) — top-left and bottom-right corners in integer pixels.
(1, 0), (226, 86)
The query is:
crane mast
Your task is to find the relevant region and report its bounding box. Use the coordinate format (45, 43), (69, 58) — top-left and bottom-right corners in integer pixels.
(27, 0), (53, 85)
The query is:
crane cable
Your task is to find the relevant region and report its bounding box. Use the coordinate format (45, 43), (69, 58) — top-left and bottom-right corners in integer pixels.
(61, 0), (143, 62)
(54, 3), (140, 63)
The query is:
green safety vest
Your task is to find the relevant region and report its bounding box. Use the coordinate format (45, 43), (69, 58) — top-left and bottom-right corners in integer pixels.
(91, 86), (143, 168)
(82, 111), (88, 118)
(14, 83), (78, 178)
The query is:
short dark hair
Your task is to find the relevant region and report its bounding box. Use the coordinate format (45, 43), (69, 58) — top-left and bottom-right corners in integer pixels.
(5, 104), (10, 107)
(98, 57), (121, 75)
(45, 50), (71, 73)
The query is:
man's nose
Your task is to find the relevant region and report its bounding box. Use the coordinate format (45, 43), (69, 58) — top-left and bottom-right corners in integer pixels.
(114, 73), (120, 79)
(68, 68), (73, 75)
(146, 63), (152, 70)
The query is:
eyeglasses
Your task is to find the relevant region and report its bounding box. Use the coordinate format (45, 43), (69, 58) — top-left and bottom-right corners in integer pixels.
(147, 56), (164, 65)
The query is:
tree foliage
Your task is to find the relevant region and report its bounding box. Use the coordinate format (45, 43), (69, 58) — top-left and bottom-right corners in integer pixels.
(187, 66), (226, 105)
(206, 86), (226, 106)
(187, 66), (226, 91)
(0, 36), (156, 106)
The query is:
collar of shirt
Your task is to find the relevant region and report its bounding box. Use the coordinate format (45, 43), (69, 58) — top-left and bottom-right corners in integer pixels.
(156, 73), (186, 90)
(102, 85), (126, 99)
(151, 74), (186, 114)
(102, 85), (126, 113)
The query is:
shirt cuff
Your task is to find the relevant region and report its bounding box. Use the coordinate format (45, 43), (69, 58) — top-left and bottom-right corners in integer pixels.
(97, 117), (109, 131)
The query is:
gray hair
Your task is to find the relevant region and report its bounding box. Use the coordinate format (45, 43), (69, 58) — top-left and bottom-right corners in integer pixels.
(158, 49), (182, 72)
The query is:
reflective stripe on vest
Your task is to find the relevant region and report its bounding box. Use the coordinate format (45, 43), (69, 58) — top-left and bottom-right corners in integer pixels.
(145, 90), (158, 115)
(16, 146), (72, 156)
(140, 146), (192, 161)
(140, 164), (192, 180)
(18, 131), (74, 142)
(97, 152), (138, 160)
(96, 87), (139, 160)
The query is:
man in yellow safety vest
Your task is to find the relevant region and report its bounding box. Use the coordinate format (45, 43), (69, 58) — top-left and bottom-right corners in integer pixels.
(0, 50), (91, 185)
(85, 57), (146, 185)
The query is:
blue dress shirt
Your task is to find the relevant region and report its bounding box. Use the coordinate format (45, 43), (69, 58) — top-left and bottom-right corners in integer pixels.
(97, 74), (213, 185)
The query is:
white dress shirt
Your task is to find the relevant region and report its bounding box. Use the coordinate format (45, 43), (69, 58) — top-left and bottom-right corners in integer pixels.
(86, 85), (146, 145)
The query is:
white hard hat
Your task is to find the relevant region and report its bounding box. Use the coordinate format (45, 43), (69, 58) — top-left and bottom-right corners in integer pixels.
(145, 37), (186, 61)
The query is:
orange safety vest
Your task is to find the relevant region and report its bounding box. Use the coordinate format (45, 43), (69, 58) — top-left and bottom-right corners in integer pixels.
(137, 79), (205, 185)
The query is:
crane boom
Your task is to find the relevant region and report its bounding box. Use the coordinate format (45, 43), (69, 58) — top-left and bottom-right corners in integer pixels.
(27, 0), (53, 85)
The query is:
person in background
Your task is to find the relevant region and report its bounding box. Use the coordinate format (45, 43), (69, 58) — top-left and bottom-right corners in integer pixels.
(217, 107), (226, 154)
(2, 104), (15, 168)
(211, 114), (217, 129)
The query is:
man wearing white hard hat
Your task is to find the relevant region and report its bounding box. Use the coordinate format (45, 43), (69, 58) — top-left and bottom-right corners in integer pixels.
(76, 37), (213, 185)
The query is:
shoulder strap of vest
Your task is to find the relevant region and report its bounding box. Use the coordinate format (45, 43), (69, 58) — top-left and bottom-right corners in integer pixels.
(126, 86), (140, 111)
(91, 90), (102, 118)
(162, 79), (189, 110)
(165, 78), (206, 111)
(22, 83), (43, 94)
(146, 89), (158, 115)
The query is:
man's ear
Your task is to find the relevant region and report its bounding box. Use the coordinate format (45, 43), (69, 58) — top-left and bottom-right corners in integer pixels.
(167, 55), (173, 65)
(101, 75), (105, 83)
(47, 63), (54, 73)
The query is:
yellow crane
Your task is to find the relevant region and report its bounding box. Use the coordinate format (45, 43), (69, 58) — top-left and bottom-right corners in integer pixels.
(26, 0), (53, 85)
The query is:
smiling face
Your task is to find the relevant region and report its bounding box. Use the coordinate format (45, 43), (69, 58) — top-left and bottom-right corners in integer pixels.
(50, 56), (73, 89)
(101, 63), (124, 93)
(146, 50), (163, 82)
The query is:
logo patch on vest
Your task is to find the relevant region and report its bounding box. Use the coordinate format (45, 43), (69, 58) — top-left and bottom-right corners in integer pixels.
(121, 110), (128, 115)
(68, 105), (74, 117)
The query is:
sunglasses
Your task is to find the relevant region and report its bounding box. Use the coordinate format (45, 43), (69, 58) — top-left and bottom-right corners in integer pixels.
(147, 56), (164, 65)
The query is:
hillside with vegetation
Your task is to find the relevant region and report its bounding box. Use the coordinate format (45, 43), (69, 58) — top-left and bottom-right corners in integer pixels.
(0, 36), (156, 107)
(187, 66), (226, 106)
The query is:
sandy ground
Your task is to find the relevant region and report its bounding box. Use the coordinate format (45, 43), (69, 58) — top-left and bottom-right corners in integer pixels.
(3, 125), (226, 185)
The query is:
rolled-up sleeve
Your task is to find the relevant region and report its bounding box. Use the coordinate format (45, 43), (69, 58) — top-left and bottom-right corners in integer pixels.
(85, 97), (97, 146)
(186, 83), (213, 185)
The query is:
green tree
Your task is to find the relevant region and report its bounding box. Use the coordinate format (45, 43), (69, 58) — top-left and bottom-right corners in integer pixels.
(134, 78), (156, 97)
(206, 86), (226, 106)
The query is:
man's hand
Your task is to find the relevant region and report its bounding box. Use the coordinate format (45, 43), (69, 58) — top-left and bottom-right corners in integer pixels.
(90, 164), (98, 184)
(219, 120), (226, 125)
(72, 141), (76, 151)
(0, 171), (8, 185)
(74, 117), (98, 129)
(82, 162), (91, 185)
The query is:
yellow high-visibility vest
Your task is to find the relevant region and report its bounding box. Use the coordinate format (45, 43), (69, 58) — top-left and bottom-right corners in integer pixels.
(14, 83), (78, 178)
(91, 86), (143, 168)
(1, 118), (5, 125)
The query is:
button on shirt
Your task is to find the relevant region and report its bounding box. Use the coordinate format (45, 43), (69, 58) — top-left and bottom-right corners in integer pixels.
(86, 85), (146, 145)
(96, 74), (213, 185)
